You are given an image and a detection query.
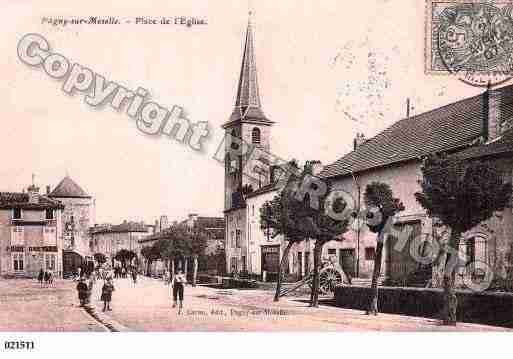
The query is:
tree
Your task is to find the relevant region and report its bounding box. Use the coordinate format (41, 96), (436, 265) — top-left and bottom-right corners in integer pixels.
(363, 181), (405, 315)
(262, 160), (349, 306)
(114, 249), (137, 268)
(260, 189), (308, 302)
(93, 253), (107, 266)
(415, 154), (511, 325)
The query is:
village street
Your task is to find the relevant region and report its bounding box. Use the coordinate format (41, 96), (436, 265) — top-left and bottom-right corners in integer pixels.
(0, 277), (511, 331)
(84, 276), (509, 332)
(0, 279), (105, 332)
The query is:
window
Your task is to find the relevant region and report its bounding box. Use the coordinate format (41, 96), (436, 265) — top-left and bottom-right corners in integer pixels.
(365, 247), (376, 261)
(11, 227), (24, 245)
(45, 209), (54, 220)
(231, 231), (235, 248)
(251, 127), (261, 144)
(252, 205), (255, 216)
(12, 253), (24, 271)
(230, 257), (238, 273)
(12, 208), (21, 219)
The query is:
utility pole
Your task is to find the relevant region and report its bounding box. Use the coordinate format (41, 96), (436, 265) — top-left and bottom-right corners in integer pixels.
(351, 171), (361, 278)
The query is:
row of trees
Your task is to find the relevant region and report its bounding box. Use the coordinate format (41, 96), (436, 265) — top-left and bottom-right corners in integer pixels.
(261, 154), (511, 326)
(93, 250), (138, 268)
(140, 225), (209, 286)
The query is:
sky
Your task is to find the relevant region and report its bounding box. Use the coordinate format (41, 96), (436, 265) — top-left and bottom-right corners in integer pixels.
(1, 0), (488, 224)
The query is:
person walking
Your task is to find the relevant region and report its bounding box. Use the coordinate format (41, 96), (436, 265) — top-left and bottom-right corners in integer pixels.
(47, 269), (54, 287)
(37, 268), (44, 288)
(76, 277), (89, 307)
(131, 269), (138, 286)
(101, 278), (115, 312)
(171, 270), (187, 314)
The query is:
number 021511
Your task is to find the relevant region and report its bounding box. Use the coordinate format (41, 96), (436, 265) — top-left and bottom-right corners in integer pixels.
(4, 341), (34, 350)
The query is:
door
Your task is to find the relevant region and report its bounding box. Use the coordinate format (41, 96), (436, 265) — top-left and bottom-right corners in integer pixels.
(339, 249), (355, 278)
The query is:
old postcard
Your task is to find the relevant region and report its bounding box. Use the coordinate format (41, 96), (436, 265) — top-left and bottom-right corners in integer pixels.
(1, 0), (513, 357)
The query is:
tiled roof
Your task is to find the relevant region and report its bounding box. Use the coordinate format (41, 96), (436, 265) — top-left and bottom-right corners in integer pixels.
(245, 183), (279, 198)
(453, 128), (513, 161)
(49, 176), (90, 198)
(91, 222), (148, 234)
(0, 192), (64, 210)
(194, 217), (225, 229)
(320, 91), (491, 179)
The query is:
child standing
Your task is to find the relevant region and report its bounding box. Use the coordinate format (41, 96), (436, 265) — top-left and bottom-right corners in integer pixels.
(101, 278), (115, 312)
(171, 270), (187, 314)
(76, 277), (89, 307)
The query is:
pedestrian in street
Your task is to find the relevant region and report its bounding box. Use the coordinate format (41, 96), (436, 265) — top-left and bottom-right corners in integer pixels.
(131, 269), (137, 286)
(76, 277), (89, 307)
(46, 269), (54, 287)
(101, 278), (115, 312)
(43, 270), (50, 287)
(171, 269), (187, 314)
(164, 269), (170, 285)
(37, 268), (44, 288)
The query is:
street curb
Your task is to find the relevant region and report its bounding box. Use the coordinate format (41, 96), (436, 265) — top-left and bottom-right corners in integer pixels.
(83, 304), (130, 332)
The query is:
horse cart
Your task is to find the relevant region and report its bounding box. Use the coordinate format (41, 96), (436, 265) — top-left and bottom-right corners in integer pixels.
(277, 261), (349, 298)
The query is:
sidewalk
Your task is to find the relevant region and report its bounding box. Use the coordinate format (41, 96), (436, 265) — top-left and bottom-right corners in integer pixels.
(0, 278), (106, 332)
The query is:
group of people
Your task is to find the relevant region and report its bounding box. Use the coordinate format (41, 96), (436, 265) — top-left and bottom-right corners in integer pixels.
(76, 271), (115, 312)
(75, 265), (187, 314)
(37, 268), (54, 287)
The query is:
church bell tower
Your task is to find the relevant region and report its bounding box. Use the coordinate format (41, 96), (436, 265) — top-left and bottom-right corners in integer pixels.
(223, 14), (274, 211)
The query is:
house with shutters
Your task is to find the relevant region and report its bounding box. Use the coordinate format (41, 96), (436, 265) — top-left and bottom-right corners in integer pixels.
(0, 183), (64, 278)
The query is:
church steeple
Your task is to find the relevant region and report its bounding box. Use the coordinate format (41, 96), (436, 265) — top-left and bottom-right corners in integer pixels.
(223, 15), (273, 128)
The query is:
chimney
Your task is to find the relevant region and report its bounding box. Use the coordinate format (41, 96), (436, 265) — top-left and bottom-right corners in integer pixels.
(310, 161), (323, 176)
(154, 219), (159, 232)
(353, 133), (366, 150)
(160, 215), (169, 231)
(483, 84), (507, 142)
(46, 185), (51, 195)
(27, 183), (39, 204)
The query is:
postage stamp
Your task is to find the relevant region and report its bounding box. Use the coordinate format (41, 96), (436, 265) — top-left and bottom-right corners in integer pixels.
(426, 0), (513, 86)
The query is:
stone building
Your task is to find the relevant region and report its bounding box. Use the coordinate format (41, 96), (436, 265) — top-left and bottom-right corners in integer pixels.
(90, 221), (149, 267)
(0, 183), (64, 278)
(48, 175), (95, 276)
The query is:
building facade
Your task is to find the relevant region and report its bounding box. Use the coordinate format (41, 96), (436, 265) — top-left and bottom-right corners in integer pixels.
(224, 17), (513, 287)
(48, 176), (95, 276)
(90, 221), (149, 267)
(0, 184), (64, 278)
(320, 85), (513, 287)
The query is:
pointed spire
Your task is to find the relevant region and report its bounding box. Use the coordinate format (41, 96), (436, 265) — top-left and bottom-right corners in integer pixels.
(224, 14), (273, 128)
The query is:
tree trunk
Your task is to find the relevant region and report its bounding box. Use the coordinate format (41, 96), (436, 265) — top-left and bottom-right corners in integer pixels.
(442, 230), (460, 326)
(274, 241), (293, 302)
(310, 241), (324, 307)
(185, 258), (189, 279)
(367, 231), (385, 315)
(171, 259), (175, 277)
(193, 255), (198, 287)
